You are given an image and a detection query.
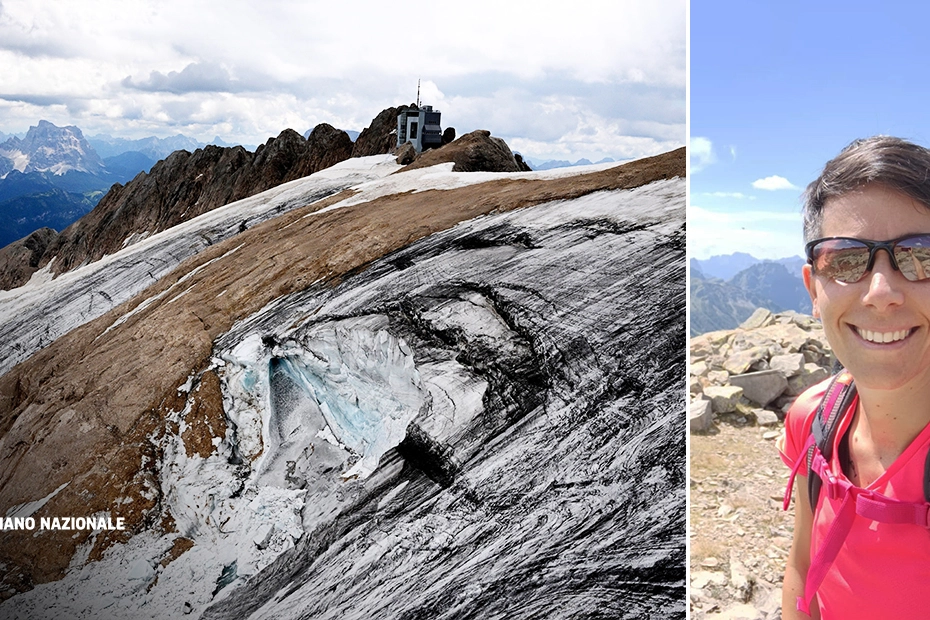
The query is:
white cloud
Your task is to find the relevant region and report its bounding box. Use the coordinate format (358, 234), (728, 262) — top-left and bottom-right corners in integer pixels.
(688, 205), (804, 260)
(690, 136), (716, 173)
(0, 0), (685, 161)
(751, 175), (799, 191)
(698, 191), (755, 200)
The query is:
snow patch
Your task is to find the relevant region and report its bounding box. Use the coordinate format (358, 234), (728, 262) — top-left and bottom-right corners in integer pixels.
(6, 481), (69, 519)
(121, 231), (151, 249)
(23, 259), (56, 288)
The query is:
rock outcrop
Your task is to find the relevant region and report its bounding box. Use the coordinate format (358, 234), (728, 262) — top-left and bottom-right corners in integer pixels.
(0, 228), (58, 290)
(400, 130), (524, 173)
(689, 308), (834, 433)
(351, 106), (401, 158)
(394, 142), (417, 165)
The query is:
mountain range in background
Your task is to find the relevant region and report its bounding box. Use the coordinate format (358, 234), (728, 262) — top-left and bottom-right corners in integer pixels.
(523, 156), (617, 170)
(690, 253), (812, 336)
(0, 118), (621, 253)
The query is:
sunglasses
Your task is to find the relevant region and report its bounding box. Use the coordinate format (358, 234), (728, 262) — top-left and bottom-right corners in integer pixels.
(806, 234), (930, 283)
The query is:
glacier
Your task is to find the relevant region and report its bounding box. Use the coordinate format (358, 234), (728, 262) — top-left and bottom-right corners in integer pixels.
(0, 154), (685, 619)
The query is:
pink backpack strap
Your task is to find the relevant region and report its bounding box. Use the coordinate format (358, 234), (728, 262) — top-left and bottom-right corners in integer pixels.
(795, 449), (930, 615)
(783, 433), (816, 511)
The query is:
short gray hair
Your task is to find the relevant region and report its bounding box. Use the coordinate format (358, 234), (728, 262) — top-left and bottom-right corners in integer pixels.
(803, 136), (930, 242)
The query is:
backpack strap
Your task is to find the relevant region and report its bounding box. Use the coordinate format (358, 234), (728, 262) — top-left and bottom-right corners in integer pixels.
(795, 444), (930, 614)
(785, 370), (930, 614)
(804, 370), (930, 505)
(806, 370), (857, 511)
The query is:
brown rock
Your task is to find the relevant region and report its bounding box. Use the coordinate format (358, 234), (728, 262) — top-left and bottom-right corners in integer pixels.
(159, 537), (195, 568)
(293, 123), (354, 179)
(181, 371), (228, 459)
(395, 142), (417, 166)
(399, 130), (523, 173)
(351, 106), (401, 158)
(0, 227), (58, 289)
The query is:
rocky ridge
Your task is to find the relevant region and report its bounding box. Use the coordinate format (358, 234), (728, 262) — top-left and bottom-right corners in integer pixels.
(400, 129), (525, 173)
(0, 123), (355, 287)
(350, 106), (401, 158)
(0, 108), (534, 291)
(689, 308), (835, 619)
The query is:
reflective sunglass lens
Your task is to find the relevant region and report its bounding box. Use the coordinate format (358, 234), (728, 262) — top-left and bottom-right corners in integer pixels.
(813, 239), (870, 283)
(893, 235), (930, 281)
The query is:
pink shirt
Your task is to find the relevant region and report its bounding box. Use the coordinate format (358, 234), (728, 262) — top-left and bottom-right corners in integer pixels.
(779, 378), (930, 619)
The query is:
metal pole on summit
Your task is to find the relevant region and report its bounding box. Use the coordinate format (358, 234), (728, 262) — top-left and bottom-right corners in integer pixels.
(417, 79), (421, 108)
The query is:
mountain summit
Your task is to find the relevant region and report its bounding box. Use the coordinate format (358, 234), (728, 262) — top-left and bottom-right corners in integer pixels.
(0, 121), (104, 178)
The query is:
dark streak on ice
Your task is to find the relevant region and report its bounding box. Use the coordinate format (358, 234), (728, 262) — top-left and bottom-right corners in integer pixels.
(204, 183), (686, 620)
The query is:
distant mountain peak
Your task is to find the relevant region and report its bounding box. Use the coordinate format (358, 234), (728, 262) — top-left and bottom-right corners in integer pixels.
(0, 120), (104, 177)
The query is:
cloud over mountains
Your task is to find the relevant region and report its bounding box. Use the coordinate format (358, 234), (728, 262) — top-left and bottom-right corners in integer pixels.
(122, 61), (249, 94)
(0, 0), (685, 163)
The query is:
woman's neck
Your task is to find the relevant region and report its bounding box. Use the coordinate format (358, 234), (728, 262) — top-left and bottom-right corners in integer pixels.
(850, 380), (930, 480)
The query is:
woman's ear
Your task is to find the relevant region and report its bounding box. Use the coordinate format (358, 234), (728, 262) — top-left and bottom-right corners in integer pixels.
(802, 264), (820, 318)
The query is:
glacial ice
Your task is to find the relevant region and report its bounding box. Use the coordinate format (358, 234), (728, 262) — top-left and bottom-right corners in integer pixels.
(0, 165), (685, 619)
(219, 317), (427, 480)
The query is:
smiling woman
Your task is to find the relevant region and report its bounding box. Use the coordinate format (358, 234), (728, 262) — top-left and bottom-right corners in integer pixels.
(780, 137), (930, 619)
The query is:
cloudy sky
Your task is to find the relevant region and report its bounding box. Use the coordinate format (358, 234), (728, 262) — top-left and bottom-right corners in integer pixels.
(691, 0), (930, 260)
(0, 0), (685, 164)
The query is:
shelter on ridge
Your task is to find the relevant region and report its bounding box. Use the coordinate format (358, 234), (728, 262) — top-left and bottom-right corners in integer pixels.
(397, 104), (442, 153)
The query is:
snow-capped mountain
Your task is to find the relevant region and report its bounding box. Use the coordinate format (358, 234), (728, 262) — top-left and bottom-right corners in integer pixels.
(0, 141), (685, 619)
(0, 121), (105, 178)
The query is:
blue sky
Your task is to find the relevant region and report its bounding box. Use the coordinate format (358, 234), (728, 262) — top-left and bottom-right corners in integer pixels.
(0, 0), (684, 164)
(691, 1), (930, 260)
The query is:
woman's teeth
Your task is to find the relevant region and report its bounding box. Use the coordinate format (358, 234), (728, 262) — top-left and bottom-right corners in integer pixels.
(856, 327), (910, 343)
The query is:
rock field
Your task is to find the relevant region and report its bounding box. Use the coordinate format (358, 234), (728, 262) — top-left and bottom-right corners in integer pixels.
(689, 308), (835, 619)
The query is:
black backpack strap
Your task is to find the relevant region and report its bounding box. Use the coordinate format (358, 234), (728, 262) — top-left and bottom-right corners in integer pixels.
(806, 370), (857, 511)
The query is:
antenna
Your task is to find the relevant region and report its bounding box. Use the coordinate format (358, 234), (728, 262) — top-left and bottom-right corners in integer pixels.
(416, 78), (421, 108)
